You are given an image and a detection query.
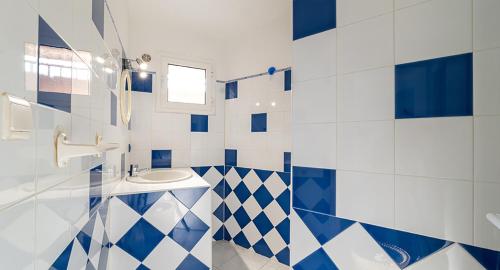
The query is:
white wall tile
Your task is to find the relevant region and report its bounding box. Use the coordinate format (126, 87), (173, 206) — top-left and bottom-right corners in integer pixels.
(473, 0), (500, 51)
(475, 116), (500, 184)
(292, 123), (336, 169)
(395, 0), (429, 10)
(338, 121), (394, 174)
(474, 48), (500, 116)
(395, 0), (472, 64)
(337, 0), (393, 26)
(395, 117), (473, 180)
(292, 76), (337, 124)
(337, 13), (394, 74)
(395, 175), (473, 244)
(0, 0), (38, 102)
(336, 170), (395, 228)
(338, 67), (394, 122)
(0, 198), (35, 270)
(474, 181), (500, 251)
(405, 244), (485, 270)
(292, 29), (337, 82)
(323, 223), (400, 270)
(39, 0), (74, 44)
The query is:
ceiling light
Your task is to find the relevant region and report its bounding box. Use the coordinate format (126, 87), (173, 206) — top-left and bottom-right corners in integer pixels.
(271, 101), (276, 107)
(139, 62), (148, 70)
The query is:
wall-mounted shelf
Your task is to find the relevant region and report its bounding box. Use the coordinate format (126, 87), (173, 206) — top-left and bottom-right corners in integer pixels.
(55, 132), (119, 168)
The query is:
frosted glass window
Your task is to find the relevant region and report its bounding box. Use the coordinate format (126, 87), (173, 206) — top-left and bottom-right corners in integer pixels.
(167, 64), (206, 105)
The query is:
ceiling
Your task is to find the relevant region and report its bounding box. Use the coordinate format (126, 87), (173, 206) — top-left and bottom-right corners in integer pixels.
(127, 0), (291, 41)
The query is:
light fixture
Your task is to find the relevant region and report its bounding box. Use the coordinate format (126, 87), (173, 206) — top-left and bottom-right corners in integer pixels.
(255, 102), (261, 107)
(271, 101), (276, 107)
(123, 54), (152, 79)
(95, 56), (105, 64)
(103, 67), (114, 74)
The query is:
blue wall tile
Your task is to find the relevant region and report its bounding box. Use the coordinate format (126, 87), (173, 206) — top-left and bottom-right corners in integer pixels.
(225, 81), (238, 99)
(89, 165), (103, 217)
(296, 209), (354, 245)
(151, 150), (172, 168)
(461, 244), (500, 270)
(131, 71), (153, 93)
(111, 92), (117, 126)
(116, 218), (165, 261)
(38, 16), (72, 113)
(191, 114), (209, 132)
(395, 53), (473, 119)
(284, 152), (291, 173)
(225, 149), (237, 166)
(92, 0), (105, 38)
(293, 0), (336, 40)
(251, 113), (267, 132)
(284, 70), (292, 91)
(293, 248), (339, 270)
(292, 166), (336, 215)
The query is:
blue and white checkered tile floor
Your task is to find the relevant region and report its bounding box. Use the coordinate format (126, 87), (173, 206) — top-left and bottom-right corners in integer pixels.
(223, 167), (290, 266)
(291, 208), (500, 270)
(51, 199), (111, 270)
(105, 187), (212, 270)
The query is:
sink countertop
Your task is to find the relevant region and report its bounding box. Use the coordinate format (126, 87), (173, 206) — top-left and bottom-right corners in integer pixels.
(110, 168), (210, 196)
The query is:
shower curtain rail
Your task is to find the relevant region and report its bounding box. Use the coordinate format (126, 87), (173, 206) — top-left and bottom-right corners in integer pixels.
(216, 67), (291, 84)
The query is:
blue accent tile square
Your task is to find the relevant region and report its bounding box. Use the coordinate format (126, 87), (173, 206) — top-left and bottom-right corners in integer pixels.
(225, 81), (238, 99)
(233, 207), (251, 228)
(131, 71), (153, 93)
(284, 70), (292, 91)
(89, 165), (102, 217)
(277, 189), (291, 215)
(168, 211), (209, 252)
(191, 114), (209, 132)
(51, 240), (74, 270)
(362, 223), (452, 268)
(293, 248), (338, 270)
(92, 0), (105, 37)
(461, 244), (500, 270)
(117, 192), (165, 216)
(296, 209), (354, 245)
(253, 239), (273, 258)
(177, 254), (209, 270)
(251, 113), (267, 132)
(276, 218), (290, 244)
(284, 152), (291, 173)
(214, 179), (228, 199)
(293, 0), (336, 40)
(234, 232), (251, 249)
(116, 218), (165, 262)
(292, 166), (336, 216)
(254, 185), (274, 209)
(111, 92), (117, 126)
(395, 53), (473, 119)
(276, 247), (290, 266)
(254, 169), (273, 182)
(225, 149), (237, 166)
(234, 182), (252, 203)
(152, 150), (172, 169)
(38, 16), (70, 49)
(169, 187), (209, 209)
(253, 212), (273, 236)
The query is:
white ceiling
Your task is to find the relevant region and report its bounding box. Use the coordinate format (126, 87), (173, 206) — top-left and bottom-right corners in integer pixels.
(127, 0), (291, 41)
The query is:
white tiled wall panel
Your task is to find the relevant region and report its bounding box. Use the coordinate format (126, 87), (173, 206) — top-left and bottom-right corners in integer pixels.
(292, 76), (337, 124)
(395, 117), (473, 181)
(337, 67), (394, 122)
(474, 116), (500, 184)
(338, 121), (394, 174)
(292, 29), (337, 82)
(395, 0), (472, 64)
(337, 13), (394, 74)
(395, 175), (473, 244)
(474, 181), (500, 251)
(473, 48), (500, 116)
(473, 0), (500, 51)
(293, 123), (336, 169)
(336, 170), (395, 228)
(337, 0), (393, 27)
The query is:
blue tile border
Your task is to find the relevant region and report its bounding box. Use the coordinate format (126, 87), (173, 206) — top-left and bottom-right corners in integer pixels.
(131, 71), (153, 93)
(292, 166), (336, 216)
(284, 70), (292, 91)
(191, 114), (209, 132)
(151, 150), (172, 169)
(395, 53), (473, 119)
(225, 81), (238, 99)
(251, 113), (267, 132)
(225, 149), (237, 166)
(293, 0), (337, 40)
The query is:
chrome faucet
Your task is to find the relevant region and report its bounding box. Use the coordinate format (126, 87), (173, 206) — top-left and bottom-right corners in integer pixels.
(129, 164), (149, 177)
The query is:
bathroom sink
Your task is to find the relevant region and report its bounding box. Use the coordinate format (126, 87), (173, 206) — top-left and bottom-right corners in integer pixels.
(127, 169), (192, 184)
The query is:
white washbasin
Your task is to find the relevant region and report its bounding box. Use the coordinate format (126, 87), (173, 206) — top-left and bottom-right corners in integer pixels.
(127, 169), (192, 184)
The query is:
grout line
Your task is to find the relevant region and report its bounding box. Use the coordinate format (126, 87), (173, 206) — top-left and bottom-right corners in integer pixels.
(393, 0), (397, 230)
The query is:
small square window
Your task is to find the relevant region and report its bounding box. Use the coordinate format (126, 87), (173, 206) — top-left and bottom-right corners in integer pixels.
(167, 64), (206, 105)
(157, 58), (215, 114)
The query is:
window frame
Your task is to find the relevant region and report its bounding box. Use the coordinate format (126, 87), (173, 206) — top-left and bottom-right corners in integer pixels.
(156, 56), (215, 114)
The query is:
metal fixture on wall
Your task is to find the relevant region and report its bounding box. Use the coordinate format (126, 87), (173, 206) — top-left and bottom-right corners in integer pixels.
(123, 53), (152, 78)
